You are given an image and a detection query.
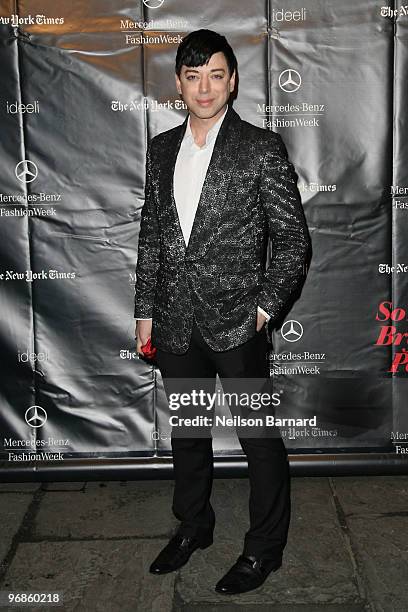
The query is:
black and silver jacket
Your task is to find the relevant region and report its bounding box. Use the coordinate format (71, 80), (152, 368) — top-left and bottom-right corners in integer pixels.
(134, 104), (311, 353)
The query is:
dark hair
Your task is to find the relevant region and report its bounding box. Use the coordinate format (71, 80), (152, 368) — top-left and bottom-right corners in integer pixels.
(175, 29), (238, 78)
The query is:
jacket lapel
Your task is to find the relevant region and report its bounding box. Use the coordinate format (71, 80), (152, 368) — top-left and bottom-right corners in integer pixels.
(160, 104), (242, 261)
(159, 114), (189, 259)
(186, 105), (242, 261)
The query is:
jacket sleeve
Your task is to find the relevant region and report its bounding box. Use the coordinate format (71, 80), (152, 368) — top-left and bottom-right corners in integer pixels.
(134, 142), (160, 318)
(257, 133), (311, 322)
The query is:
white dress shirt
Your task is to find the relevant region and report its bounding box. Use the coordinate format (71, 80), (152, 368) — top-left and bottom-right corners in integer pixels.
(173, 106), (227, 245)
(136, 106), (270, 322)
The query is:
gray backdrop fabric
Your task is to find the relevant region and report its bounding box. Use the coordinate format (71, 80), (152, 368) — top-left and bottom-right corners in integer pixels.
(0, 0), (407, 471)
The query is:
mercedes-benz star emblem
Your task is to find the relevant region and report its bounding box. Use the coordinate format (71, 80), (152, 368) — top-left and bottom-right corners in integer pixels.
(143, 0), (164, 8)
(278, 69), (301, 93)
(281, 320), (303, 342)
(15, 160), (38, 183)
(25, 405), (47, 428)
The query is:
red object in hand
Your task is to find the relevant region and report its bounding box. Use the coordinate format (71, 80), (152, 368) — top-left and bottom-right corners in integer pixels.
(140, 337), (157, 360)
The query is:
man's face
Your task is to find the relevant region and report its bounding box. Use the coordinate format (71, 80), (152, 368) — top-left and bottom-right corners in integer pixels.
(175, 51), (235, 120)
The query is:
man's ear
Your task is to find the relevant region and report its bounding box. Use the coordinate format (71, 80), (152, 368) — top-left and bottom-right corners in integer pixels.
(175, 72), (182, 95)
(229, 69), (236, 92)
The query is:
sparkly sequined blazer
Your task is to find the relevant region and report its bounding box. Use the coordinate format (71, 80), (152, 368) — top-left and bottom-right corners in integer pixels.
(134, 104), (311, 354)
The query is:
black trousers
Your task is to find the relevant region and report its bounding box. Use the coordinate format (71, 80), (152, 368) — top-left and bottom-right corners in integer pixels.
(156, 320), (291, 560)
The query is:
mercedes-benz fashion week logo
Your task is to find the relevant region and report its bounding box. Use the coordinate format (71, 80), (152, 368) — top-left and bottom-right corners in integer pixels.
(25, 405), (47, 428)
(278, 69), (301, 92)
(15, 160), (38, 183)
(281, 320), (303, 342)
(143, 0), (164, 8)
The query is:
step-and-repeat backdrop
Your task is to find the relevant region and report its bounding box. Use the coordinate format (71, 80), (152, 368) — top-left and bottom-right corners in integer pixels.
(0, 0), (407, 476)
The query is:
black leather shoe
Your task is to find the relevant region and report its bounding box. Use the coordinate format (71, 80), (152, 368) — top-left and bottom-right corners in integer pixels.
(149, 533), (212, 575)
(215, 554), (282, 594)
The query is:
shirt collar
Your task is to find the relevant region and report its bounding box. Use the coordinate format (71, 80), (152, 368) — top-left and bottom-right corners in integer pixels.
(184, 105), (228, 148)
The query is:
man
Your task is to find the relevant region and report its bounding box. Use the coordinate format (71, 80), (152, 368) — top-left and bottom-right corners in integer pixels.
(134, 29), (311, 594)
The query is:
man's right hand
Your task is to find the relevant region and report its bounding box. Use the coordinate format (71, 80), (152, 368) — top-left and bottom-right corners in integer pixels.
(135, 319), (153, 356)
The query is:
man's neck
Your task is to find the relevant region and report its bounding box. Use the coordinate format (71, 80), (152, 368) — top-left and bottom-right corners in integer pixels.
(188, 104), (227, 147)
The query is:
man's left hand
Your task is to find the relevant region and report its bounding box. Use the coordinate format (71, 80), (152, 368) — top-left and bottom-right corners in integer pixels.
(256, 311), (267, 332)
